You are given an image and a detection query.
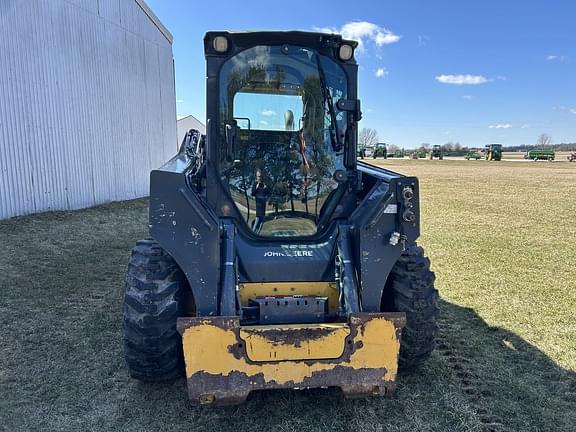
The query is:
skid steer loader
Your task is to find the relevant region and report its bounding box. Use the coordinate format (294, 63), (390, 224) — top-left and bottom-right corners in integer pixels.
(123, 31), (439, 406)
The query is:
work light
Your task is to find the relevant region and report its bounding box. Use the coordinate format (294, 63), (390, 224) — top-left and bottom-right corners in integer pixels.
(338, 44), (354, 61)
(213, 36), (229, 53)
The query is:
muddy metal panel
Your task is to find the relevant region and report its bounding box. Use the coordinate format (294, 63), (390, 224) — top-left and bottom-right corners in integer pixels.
(0, 0), (176, 219)
(177, 313), (406, 406)
(149, 157), (221, 317)
(350, 163), (421, 312)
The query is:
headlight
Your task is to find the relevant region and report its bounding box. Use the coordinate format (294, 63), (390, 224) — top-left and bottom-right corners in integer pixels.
(213, 36), (229, 53)
(338, 44), (354, 61)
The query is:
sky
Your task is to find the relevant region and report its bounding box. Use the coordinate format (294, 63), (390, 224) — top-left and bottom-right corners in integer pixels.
(147, 0), (576, 149)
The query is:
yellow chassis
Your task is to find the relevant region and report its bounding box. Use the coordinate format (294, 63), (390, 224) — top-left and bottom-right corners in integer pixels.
(177, 312), (406, 405)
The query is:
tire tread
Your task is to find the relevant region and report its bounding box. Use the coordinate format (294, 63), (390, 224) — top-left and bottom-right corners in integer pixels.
(122, 239), (187, 382)
(384, 244), (439, 370)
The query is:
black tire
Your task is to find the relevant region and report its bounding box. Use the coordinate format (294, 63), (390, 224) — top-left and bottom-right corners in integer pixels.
(123, 239), (190, 382)
(381, 244), (439, 370)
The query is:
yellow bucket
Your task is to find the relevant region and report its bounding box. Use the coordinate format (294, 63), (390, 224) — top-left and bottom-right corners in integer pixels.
(177, 312), (406, 406)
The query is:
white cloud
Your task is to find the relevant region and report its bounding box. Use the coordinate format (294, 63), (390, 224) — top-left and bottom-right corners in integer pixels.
(489, 123), (513, 129)
(521, 124), (530, 129)
(436, 74), (489, 85)
(547, 55), (567, 62)
(315, 21), (401, 50)
(462, 95), (476, 100)
(260, 109), (276, 117)
(375, 31), (400, 46)
(259, 120), (269, 126)
(375, 67), (387, 78)
(554, 106), (576, 115)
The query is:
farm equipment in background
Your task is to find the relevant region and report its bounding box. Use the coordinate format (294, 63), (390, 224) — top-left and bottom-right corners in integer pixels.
(411, 150), (427, 159)
(372, 143), (388, 159)
(357, 144), (377, 159)
(388, 148), (406, 158)
(525, 149), (555, 161)
(429, 145), (443, 160)
(122, 31), (439, 406)
(485, 144), (502, 161)
(568, 152), (576, 162)
(465, 150), (482, 160)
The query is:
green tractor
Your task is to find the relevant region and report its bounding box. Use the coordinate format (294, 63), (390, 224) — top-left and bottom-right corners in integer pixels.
(387, 148), (406, 158)
(372, 143), (387, 159)
(429, 145), (443, 160)
(485, 144), (502, 161)
(465, 149), (481, 160)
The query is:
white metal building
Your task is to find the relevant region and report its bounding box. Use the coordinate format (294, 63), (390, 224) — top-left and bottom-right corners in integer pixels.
(0, 0), (177, 219)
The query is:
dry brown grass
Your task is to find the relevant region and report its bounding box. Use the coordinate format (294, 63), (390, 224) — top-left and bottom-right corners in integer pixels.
(372, 158), (576, 369)
(1, 160), (575, 431)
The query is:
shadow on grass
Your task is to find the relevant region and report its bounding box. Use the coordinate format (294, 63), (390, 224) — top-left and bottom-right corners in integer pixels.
(1, 201), (574, 431)
(111, 300), (575, 432)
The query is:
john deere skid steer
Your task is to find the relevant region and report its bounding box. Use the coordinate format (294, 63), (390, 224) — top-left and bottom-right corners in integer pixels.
(123, 31), (439, 406)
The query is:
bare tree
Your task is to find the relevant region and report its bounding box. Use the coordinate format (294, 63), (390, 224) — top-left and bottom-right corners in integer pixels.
(536, 134), (553, 147)
(388, 144), (399, 153)
(358, 127), (379, 150)
(418, 143), (431, 153)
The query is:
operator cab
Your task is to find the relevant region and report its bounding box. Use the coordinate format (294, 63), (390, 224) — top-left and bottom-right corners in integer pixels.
(214, 38), (357, 238)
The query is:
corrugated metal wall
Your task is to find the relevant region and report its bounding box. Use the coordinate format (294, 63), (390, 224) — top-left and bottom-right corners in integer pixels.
(0, 0), (177, 219)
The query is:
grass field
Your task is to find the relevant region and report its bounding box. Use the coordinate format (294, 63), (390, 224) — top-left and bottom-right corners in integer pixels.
(1, 159), (575, 432)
